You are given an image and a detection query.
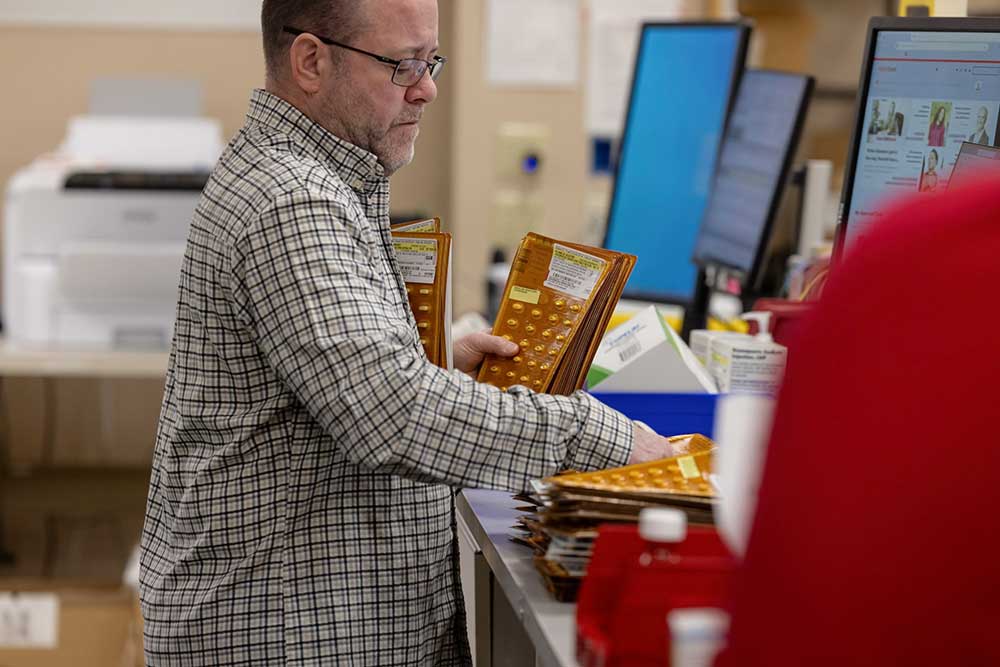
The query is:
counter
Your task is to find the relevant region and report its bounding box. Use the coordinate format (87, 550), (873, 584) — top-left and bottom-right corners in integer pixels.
(456, 488), (578, 667)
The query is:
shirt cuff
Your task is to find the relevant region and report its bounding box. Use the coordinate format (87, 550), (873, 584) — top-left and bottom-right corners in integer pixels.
(566, 391), (633, 472)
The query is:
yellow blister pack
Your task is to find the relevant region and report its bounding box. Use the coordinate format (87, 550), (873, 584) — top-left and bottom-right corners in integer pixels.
(391, 230), (452, 369)
(545, 434), (716, 498)
(478, 233), (635, 394)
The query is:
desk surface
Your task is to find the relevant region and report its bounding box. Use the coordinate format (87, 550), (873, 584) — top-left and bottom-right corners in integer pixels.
(0, 340), (168, 378)
(457, 489), (578, 667)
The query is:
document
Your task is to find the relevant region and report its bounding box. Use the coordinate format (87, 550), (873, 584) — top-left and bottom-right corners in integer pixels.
(486, 0), (580, 87)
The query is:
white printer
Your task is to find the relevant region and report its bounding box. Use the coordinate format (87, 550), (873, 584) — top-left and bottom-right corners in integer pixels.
(3, 113), (223, 348)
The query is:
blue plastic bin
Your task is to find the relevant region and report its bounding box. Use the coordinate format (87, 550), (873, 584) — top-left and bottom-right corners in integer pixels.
(588, 392), (718, 439)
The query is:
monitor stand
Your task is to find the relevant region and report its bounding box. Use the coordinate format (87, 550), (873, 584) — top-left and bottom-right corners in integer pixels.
(681, 268), (711, 343)
(682, 266), (760, 343)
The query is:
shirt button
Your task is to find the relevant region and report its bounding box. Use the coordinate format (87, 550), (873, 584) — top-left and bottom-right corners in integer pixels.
(351, 178), (364, 190)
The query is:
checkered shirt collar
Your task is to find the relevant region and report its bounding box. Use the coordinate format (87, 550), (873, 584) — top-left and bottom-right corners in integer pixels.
(246, 88), (385, 192)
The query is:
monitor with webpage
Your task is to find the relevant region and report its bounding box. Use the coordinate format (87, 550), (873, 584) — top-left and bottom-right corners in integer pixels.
(837, 17), (1000, 254)
(603, 22), (750, 304)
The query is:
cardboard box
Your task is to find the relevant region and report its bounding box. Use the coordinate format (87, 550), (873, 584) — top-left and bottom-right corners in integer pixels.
(0, 579), (139, 667)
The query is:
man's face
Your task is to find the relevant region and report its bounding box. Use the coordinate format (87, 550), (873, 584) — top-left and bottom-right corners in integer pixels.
(317, 0), (439, 175)
(978, 108), (988, 130)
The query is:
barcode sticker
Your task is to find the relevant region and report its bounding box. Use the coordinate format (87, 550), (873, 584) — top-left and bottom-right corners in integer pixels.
(393, 238), (438, 284)
(0, 593), (59, 649)
(544, 244), (606, 299)
(618, 341), (643, 364)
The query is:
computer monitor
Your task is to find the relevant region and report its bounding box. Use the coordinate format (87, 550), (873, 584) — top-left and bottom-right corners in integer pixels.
(603, 22), (750, 303)
(692, 69), (814, 285)
(837, 17), (1000, 254)
(948, 141), (1000, 189)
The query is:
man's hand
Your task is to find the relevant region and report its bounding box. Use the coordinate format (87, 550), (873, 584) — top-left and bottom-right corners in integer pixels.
(629, 423), (678, 464)
(453, 330), (519, 377)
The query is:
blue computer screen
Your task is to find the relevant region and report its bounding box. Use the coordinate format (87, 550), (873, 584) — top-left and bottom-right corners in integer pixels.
(604, 24), (747, 302)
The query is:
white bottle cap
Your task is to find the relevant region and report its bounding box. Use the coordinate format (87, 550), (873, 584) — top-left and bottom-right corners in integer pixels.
(638, 507), (687, 543)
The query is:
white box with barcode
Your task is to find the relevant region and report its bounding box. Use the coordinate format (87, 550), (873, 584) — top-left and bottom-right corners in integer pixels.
(587, 305), (717, 394)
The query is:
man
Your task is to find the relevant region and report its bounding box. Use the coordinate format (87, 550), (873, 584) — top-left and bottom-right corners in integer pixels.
(970, 105), (991, 145)
(139, 1), (673, 665)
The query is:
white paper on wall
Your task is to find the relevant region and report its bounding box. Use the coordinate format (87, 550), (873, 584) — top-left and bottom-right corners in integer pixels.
(586, 0), (689, 136)
(486, 0), (581, 88)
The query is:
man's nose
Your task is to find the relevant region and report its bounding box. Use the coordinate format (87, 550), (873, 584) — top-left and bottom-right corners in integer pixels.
(406, 69), (437, 105)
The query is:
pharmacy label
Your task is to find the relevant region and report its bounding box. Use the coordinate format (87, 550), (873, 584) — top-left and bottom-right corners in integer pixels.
(393, 238), (438, 284)
(544, 244), (606, 299)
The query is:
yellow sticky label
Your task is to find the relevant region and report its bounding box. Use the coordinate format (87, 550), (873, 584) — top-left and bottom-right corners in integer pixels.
(393, 240), (437, 254)
(509, 286), (541, 304)
(678, 456), (699, 480)
(552, 245), (606, 272)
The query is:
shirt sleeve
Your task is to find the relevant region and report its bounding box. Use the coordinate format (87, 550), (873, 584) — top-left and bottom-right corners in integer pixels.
(230, 187), (632, 490)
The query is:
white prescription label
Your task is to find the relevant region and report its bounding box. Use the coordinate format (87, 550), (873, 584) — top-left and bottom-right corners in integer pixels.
(393, 238), (438, 285)
(0, 593), (59, 649)
(544, 244), (606, 299)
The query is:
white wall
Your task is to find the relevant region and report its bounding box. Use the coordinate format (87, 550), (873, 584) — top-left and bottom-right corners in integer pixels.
(0, 0), (262, 31)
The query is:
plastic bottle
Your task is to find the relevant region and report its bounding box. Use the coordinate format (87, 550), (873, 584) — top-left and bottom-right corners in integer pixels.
(637, 507), (687, 566)
(667, 607), (730, 667)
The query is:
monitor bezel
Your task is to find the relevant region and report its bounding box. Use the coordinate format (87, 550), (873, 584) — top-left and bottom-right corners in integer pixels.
(834, 16), (1000, 262)
(602, 20), (752, 306)
(690, 68), (815, 289)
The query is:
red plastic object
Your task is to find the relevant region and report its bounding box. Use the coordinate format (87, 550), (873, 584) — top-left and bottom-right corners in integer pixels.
(747, 297), (813, 348)
(576, 524), (735, 667)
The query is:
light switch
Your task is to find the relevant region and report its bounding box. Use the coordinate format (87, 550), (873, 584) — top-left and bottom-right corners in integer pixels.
(495, 122), (549, 181)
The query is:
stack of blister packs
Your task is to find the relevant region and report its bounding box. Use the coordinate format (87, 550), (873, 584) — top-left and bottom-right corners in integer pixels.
(478, 233), (635, 395)
(391, 218), (453, 369)
(512, 434), (718, 601)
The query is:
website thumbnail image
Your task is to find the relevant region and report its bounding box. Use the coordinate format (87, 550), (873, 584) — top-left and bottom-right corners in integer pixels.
(859, 96), (1000, 194)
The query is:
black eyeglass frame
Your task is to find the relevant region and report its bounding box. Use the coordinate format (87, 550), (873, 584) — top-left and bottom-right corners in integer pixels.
(283, 26), (447, 87)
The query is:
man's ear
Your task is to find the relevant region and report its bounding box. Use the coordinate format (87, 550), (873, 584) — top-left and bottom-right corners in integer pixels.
(288, 34), (326, 95)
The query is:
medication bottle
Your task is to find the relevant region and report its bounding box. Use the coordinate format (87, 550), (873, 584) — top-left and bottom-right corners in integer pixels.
(667, 607), (730, 667)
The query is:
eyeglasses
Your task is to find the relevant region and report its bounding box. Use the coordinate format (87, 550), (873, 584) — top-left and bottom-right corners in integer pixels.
(283, 26), (447, 88)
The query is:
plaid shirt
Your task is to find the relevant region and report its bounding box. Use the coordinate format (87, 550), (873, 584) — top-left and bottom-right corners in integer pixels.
(140, 89), (633, 666)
